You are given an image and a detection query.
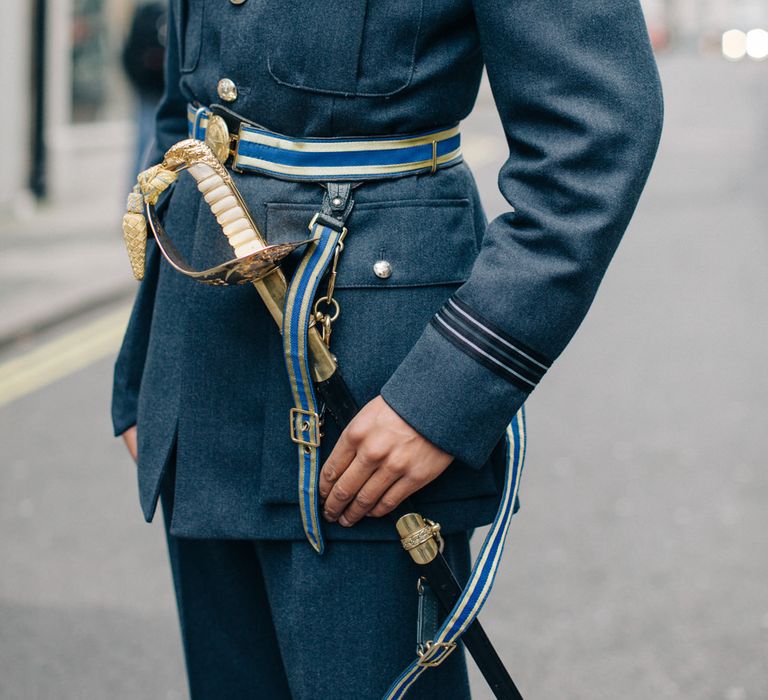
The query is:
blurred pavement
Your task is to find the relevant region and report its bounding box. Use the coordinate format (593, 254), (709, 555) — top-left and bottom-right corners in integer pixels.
(0, 51), (767, 700)
(469, 51), (768, 699)
(0, 202), (132, 349)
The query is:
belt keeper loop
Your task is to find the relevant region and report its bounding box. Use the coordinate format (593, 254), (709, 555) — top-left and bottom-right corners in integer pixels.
(430, 140), (437, 174)
(193, 105), (207, 140)
(230, 124), (244, 173)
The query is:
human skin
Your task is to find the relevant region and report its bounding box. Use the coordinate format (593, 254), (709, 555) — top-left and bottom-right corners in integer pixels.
(122, 425), (138, 462)
(318, 395), (453, 527)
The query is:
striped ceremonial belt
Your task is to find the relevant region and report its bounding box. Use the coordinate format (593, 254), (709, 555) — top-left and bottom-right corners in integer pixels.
(187, 104), (462, 181)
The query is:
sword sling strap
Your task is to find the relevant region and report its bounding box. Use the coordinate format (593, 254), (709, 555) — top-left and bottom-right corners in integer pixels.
(384, 411), (525, 698)
(282, 184), (353, 554)
(279, 181), (527, 698)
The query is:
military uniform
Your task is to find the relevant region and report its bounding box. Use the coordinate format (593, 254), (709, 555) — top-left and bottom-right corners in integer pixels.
(112, 0), (662, 697)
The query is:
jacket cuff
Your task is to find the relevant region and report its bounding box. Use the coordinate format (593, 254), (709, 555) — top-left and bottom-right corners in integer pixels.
(380, 295), (551, 469)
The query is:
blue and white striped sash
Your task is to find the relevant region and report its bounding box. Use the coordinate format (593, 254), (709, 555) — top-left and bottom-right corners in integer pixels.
(383, 410), (526, 699)
(281, 219), (346, 554)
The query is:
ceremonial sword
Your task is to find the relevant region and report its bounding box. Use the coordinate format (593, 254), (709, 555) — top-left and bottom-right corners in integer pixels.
(139, 139), (523, 700)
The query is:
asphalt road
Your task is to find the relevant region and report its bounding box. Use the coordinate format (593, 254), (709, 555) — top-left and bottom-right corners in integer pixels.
(1, 52), (766, 699)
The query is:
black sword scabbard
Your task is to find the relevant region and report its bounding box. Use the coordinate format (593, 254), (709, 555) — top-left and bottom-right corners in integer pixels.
(421, 542), (524, 700)
(316, 369), (523, 700)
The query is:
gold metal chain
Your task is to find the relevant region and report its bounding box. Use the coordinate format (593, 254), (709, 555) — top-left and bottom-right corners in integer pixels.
(313, 232), (347, 347)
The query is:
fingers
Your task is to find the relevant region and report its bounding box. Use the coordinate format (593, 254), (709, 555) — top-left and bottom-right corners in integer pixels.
(121, 425), (138, 462)
(318, 395), (455, 528)
(336, 468), (403, 526)
(322, 453), (391, 525)
(318, 426), (357, 501)
(369, 477), (423, 518)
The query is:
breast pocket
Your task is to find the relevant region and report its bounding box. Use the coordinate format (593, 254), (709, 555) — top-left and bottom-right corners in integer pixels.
(265, 0), (424, 97)
(175, 0), (204, 73)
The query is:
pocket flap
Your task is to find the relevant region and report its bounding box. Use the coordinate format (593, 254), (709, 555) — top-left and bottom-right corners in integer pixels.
(265, 0), (423, 96)
(265, 198), (477, 288)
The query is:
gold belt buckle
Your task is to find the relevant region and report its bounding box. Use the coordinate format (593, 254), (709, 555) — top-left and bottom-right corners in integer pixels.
(204, 114), (230, 163)
(204, 114), (241, 168)
(290, 408), (321, 448)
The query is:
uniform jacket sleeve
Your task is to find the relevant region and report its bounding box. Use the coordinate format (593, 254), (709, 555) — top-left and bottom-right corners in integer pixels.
(380, 0), (663, 468)
(111, 0), (188, 437)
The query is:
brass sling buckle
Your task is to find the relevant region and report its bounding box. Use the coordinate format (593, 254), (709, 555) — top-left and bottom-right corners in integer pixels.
(290, 408), (321, 448)
(417, 640), (458, 668)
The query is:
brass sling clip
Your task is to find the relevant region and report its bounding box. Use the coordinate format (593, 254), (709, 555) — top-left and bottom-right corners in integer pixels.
(417, 640), (458, 668)
(308, 212), (348, 348)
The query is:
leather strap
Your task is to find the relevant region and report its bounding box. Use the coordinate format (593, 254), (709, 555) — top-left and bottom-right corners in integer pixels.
(280, 185), (354, 553)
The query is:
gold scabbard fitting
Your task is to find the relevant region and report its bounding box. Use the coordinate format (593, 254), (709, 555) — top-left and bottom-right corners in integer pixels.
(396, 513), (443, 565)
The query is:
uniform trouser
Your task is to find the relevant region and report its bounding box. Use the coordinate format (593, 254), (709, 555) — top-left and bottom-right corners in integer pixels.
(158, 455), (473, 700)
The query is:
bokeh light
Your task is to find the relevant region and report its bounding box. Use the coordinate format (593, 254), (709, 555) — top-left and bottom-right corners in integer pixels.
(746, 28), (768, 60)
(722, 29), (747, 61)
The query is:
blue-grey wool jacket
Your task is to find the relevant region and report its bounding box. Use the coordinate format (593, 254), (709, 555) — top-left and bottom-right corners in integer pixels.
(112, 0), (663, 541)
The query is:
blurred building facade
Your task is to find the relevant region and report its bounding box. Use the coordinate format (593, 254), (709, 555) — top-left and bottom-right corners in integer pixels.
(0, 0), (134, 217)
(0, 0), (766, 218)
(644, 0), (768, 48)
(0, 3), (34, 216)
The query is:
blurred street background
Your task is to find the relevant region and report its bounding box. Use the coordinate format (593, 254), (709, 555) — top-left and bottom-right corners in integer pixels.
(1, 1), (767, 699)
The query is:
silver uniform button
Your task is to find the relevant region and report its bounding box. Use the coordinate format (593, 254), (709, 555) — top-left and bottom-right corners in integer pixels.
(373, 260), (392, 279)
(230, 0), (247, 4)
(217, 78), (238, 102)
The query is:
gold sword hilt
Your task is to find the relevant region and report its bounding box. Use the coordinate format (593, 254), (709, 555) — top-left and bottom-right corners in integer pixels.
(155, 139), (338, 383)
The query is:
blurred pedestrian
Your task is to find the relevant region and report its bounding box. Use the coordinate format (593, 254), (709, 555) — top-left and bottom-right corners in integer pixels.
(121, 1), (166, 176)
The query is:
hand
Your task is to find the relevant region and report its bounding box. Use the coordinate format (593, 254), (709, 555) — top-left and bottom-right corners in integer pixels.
(121, 425), (138, 462)
(319, 396), (453, 527)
